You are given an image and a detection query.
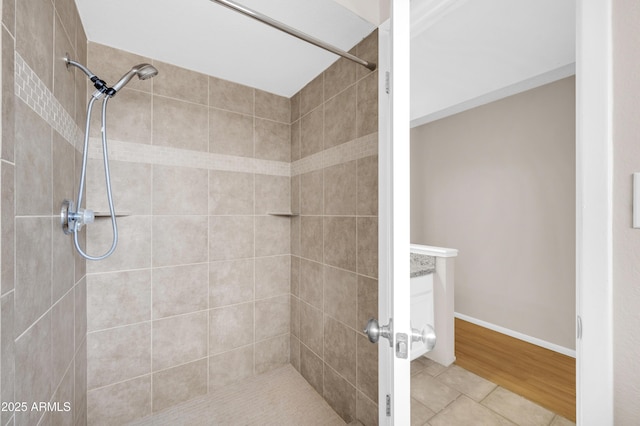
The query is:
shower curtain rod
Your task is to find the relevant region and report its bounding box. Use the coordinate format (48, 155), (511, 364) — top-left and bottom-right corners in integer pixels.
(210, 0), (377, 71)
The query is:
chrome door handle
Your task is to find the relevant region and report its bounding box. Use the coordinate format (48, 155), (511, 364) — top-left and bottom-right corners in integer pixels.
(411, 324), (436, 352)
(364, 318), (393, 347)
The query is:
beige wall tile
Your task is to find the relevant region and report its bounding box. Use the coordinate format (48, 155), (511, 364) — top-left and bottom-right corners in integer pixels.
(290, 92), (301, 123)
(209, 108), (254, 157)
(54, 14), (75, 118)
(50, 359), (74, 425)
(87, 375), (151, 426)
(255, 295), (290, 341)
(291, 120), (301, 161)
(357, 155), (378, 216)
(291, 215), (301, 256)
(255, 119), (290, 162)
(74, 277), (87, 349)
(87, 269), (151, 331)
(300, 106), (323, 158)
(356, 391), (379, 426)
(87, 322), (151, 389)
(209, 170), (254, 215)
(15, 312), (51, 426)
(209, 345), (253, 392)
(87, 160), (152, 215)
(290, 334), (300, 371)
(152, 165), (208, 215)
(90, 89), (152, 144)
(51, 291), (75, 389)
(324, 85), (357, 149)
(152, 311), (208, 371)
(300, 74), (323, 116)
(15, 217), (51, 335)
(300, 170), (323, 215)
(1, 293), (15, 426)
(357, 275), (377, 335)
(323, 316), (356, 384)
(209, 302), (254, 355)
(255, 334), (289, 374)
(152, 359), (208, 411)
(291, 175), (300, 214)
(290, 255), (300, 296)
(357, 71), (379, 138)
(51, 216), (75, 303)
(210, 259), (254, 308)
(299, 259), (323, 309)
(324, 161), (357, 215)
(324, 217), (356, 272)
(300, 216), (323, 263)
(357, 217), (378, 278)
(54, 0), (78, 50)
(2, 0), (15, 35)
(15, 101), (52, 215)
(324, 56), (356, 101)
(153, 263), (209, 319)
(323, 363), (356, 423)
(153, 60), (209, 105)
(255, 255), (290, 299)
(152, 215), (208, 267)
(356, 334), (378, 403)
(255, 89), (290, 123)
(16, 0), (54, 89)
(87, 216), (151, 273)
(52, 133), (75, 217)
(255, 216), (290, 256)
(324, 266), (357, 329)
(299, 302), (323, 356)
(209, 76), (253, 115)
(74, 338), (88, 425)
(356, 29), (378, 81)
(300, 344), (323, 395)
(2, 27), (15, 163)
(209, 216), (254, 261)
(290, 295), (300, 338)
(152, 96), (208, 152)
(255, 174), (290, 215)
(1, 162), (14, 295)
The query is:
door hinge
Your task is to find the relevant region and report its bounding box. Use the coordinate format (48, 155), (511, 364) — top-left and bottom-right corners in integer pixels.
(385, 71), (390, 94)
(386, 394), (391, 416)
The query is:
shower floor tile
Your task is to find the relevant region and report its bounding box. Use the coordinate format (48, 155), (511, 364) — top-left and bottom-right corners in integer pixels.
(127, 365), (345, 426)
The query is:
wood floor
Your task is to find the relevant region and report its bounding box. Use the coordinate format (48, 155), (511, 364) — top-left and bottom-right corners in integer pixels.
(454, 318), (576, 422)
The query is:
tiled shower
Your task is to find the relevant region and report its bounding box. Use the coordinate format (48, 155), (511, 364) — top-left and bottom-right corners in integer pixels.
(0, 0), (379, 425)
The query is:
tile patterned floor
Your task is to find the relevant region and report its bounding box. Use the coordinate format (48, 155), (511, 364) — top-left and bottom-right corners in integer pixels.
(126, 359), (576, 425)
(410, 357), (576, 426)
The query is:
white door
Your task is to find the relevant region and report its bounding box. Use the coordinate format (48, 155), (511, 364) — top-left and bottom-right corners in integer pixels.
(366, 1), (412, 424)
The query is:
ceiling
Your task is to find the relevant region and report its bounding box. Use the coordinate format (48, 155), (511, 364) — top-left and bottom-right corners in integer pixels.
(75, 0), (576, 124)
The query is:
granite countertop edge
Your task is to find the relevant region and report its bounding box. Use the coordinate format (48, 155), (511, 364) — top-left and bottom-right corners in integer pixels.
(410, 253), (436, 278)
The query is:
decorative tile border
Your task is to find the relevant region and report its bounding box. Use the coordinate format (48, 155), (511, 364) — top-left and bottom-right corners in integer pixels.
(14, 53), (83, 148)
(291, 132), (378, 176)
(14, 52), (378, 177)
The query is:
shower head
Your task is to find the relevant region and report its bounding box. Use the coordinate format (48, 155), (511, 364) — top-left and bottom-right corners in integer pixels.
(109, 63), (158, 95)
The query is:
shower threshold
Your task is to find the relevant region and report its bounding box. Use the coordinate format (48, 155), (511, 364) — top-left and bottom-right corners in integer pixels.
(126, 365), (346, 425)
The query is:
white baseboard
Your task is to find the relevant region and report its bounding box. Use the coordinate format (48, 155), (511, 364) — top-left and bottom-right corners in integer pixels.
(454, 312), (576, 358)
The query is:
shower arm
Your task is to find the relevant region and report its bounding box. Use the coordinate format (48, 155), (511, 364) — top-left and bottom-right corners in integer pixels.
(209, 0), (377, 71)
(64, 53), (111, 94)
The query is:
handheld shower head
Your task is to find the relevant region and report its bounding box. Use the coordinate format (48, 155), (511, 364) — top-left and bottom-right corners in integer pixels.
(109, 63), (158, 95)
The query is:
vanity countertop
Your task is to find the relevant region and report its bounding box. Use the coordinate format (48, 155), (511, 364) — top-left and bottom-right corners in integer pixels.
(410, 253), (436, 278)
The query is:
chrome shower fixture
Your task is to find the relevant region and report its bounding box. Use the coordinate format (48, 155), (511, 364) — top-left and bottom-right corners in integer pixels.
(61, 54), (158, 260)
(109, 63), (158, 95)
